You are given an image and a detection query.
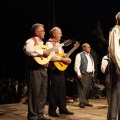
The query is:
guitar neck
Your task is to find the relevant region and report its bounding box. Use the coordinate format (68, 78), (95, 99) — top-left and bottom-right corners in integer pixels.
(48, 43), (64, 52)
(65, 47), (77, 57)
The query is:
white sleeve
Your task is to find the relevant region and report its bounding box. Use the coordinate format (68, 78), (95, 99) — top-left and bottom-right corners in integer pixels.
(109, 28), (120, 68)
(101, 56), (108, 73)
(74, 53), (81, 76)
(23, 39), (43, 56)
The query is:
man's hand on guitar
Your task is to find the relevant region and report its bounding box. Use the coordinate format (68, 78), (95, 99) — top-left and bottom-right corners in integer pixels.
(43, 50), (50, 58)
(61, 57), (71, 65)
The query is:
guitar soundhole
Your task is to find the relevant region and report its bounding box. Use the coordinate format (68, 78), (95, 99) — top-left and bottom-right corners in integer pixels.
(40, 56), (43, 60)
(58, 62), (63, 66)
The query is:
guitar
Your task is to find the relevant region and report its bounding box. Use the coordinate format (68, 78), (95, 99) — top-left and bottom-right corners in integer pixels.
(33, 39), (72, 65)
(53, 41), (80, 71)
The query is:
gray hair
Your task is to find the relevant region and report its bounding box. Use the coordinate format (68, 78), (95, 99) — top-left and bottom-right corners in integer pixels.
(82, 43), (89, 50)
(31, 23), (44, 35)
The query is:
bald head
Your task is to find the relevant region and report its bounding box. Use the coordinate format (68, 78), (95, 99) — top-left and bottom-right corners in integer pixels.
(50, 27), (61, 37)
(82, 43), (91, 54)
(49, 27), (62, 41)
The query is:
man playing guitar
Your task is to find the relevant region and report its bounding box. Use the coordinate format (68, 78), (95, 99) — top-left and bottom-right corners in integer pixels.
(46, 27), (74, 117)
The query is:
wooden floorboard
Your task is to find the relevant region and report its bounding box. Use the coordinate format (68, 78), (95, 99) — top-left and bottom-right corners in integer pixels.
(0, 98), (108, 120)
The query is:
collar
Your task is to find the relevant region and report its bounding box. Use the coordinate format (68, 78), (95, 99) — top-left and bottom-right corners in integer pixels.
(49, 38), (58, 42)
(34, 37), (43, 44)
(83, 51), (90, 55)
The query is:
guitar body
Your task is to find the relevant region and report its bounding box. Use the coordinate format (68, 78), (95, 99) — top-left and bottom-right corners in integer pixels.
(53, 41), (80, 71)
(34, 45), (52, 65)
(54, 53), (68, 71)
(33, 39), (73, 65)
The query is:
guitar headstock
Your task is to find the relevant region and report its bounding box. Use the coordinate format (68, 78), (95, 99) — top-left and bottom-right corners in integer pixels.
(63, 39), (72, 46)
(73, 41), (80, 49)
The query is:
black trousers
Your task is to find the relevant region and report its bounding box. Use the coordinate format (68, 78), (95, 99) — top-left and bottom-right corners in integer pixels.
(77, 73), (92, 104)
(107, 61), (120, 120)
(48, 69), (67, 113)
(27, 65), (48, 120)
(105, 73), (111, 105)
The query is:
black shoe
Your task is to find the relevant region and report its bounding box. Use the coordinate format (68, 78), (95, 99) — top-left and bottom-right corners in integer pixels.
(49, 112), (59, 117)
(79, 102), (85, 108)
(84, 103), (93, 107)
(59, 110), (74, 115)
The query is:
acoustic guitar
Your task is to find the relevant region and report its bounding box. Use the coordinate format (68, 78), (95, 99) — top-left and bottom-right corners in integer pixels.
(34, 39), (72, 65)
(53, 41), (80, 71)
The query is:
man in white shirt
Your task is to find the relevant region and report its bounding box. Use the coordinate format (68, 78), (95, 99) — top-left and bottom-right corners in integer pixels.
(101, 55), (109, 74)
(101, 54), (110, 105)
(74, 43), (94, 108)
(107, 12), (120, 120)
(46, 27), (74, 117)
(23, 23), (50, 120)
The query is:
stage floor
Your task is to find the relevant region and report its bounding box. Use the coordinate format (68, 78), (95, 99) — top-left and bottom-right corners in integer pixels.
(0, 98), (108, 120)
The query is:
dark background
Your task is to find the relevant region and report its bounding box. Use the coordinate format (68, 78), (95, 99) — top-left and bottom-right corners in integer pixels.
(0, 0), (120, 81)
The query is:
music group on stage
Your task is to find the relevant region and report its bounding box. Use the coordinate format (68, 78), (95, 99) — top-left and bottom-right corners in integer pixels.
(23, 11), (120, 120)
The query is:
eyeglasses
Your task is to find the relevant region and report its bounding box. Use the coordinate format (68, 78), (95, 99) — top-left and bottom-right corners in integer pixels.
(38, 30), (45, 32)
